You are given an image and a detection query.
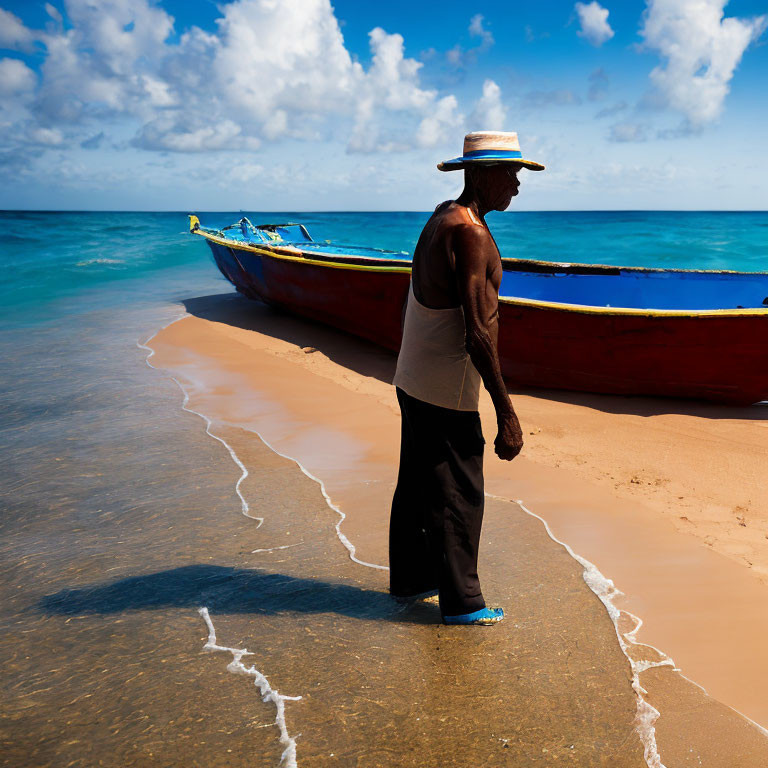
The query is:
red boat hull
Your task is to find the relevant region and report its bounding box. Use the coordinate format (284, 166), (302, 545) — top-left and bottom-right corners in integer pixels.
(204, 236), (768, 405)
(207, 239), (410, 352)
(496, 303), (768, 405)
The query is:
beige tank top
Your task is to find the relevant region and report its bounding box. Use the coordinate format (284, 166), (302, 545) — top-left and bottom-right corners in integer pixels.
(393, 283), (482, 411)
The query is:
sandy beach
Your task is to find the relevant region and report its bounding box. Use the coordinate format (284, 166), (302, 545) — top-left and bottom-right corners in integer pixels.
(2, 287), (767, 766)
(0, 304), (644, 767)
(142, 289), (768, 765)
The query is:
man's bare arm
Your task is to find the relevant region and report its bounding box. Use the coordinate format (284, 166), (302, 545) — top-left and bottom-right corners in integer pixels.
(453, 224), (523, 461)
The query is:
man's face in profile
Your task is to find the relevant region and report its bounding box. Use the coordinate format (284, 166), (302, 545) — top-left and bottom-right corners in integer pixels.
(474, 164), (522, 211)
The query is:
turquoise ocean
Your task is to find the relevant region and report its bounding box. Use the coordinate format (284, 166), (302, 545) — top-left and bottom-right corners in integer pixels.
(2, 210), (767, 328)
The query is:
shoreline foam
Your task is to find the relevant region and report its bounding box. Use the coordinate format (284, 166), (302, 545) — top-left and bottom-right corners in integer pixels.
(199, 607), (302, 768)
(508, 497), (671, 768)
(139, 317), (263, 528)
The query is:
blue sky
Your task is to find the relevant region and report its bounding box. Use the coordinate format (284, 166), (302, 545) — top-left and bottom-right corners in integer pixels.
(0, 0), (766, 210)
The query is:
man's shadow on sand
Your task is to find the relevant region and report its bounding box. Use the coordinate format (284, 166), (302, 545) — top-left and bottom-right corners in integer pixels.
(39, 564), (433, 623)
(183, 291), (767, 419)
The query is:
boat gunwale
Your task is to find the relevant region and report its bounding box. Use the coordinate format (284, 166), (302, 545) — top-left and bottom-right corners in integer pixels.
(197, 224), (768, 277)
(499, 256), (768, 277)
(196, 229), (768, 318)
(198, 229), (411, 273)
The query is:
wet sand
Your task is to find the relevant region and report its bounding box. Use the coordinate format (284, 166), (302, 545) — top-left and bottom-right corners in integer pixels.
(148, 291), (768, 765)
(1, 309), (648, 767)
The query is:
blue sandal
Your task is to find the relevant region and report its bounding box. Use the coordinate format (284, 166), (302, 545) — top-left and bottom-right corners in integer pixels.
(442, 607), (504, 625)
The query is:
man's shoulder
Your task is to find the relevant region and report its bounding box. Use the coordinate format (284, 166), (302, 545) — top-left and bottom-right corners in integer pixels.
(448, 219), (492, 249)
(432, 202), (488, 237)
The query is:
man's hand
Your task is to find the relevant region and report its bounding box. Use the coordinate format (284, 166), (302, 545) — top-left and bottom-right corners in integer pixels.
(494, 413), (524, 461)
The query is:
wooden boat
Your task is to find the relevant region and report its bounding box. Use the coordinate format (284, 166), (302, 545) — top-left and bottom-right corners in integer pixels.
(189, 216), (768, 405)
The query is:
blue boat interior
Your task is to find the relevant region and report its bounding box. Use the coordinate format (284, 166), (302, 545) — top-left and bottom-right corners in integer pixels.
(207, 219), (768, 311)
(297, 242), (412, 259)
(216, 218), (411, 261)
(238, 220), (314, 244)
(498, 269), (768, 311)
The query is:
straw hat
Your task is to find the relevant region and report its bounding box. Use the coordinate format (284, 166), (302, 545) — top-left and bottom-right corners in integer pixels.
(438, 131), (545, 172)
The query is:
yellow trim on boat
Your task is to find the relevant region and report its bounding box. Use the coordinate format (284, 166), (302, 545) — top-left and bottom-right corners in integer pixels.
(498, 295), (768, 318)
(197, 229), (412, 275)
(194, 229), (768, 318)
(500, 256), (768, 276)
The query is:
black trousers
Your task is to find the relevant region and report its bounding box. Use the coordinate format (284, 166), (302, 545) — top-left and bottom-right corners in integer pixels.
(389, 387), (486, 616)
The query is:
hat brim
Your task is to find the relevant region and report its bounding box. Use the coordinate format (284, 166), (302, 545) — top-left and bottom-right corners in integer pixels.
(437, 156), (545, 172)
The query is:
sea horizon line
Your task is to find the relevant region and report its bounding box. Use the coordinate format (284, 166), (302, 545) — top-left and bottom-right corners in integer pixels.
(2, 209), (768, 215)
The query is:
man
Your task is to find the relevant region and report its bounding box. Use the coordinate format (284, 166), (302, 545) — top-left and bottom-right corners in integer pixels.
(390, 131), (545, 626)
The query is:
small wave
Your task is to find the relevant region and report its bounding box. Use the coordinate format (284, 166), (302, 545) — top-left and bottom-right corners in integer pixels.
(137, 320), (264, 528)
(504, 496), (672, 768)
(199, 607), (301, 768)
(75, 258), (125, 266)
(101, 224), (147, 233)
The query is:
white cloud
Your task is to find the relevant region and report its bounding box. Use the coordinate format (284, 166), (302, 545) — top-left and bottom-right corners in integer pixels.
(44, 3), (63, 24)
(208, 0), (361, 137)
(641, 0), (767, 128)
(65, 0), (173, 77)
(0, 8), (36, 50)
(30, 0), (176, 126)
(469, 14), (494, 51)
(447, 13), (494, 67)
(469, 80), (506, 130)
(26, 127), (65, 146)
(609, 122), (648, 142)
(136, 117), (259, 152)
(225, 162), (265, 184)
(199, 2), (462, 153)
(356, 28), (462, 151)
(416, 95), (461, 148)
(140, 75), (177, 108)
(575, 2), (615, 46)
(0, 59), (37, 96)
(595, 101), (627, 118)
(366, 28), (433, 113)
(0, 0), (466, 158)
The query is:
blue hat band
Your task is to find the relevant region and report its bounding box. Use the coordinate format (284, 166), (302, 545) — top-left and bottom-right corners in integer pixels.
(463, 149), (523, 160)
